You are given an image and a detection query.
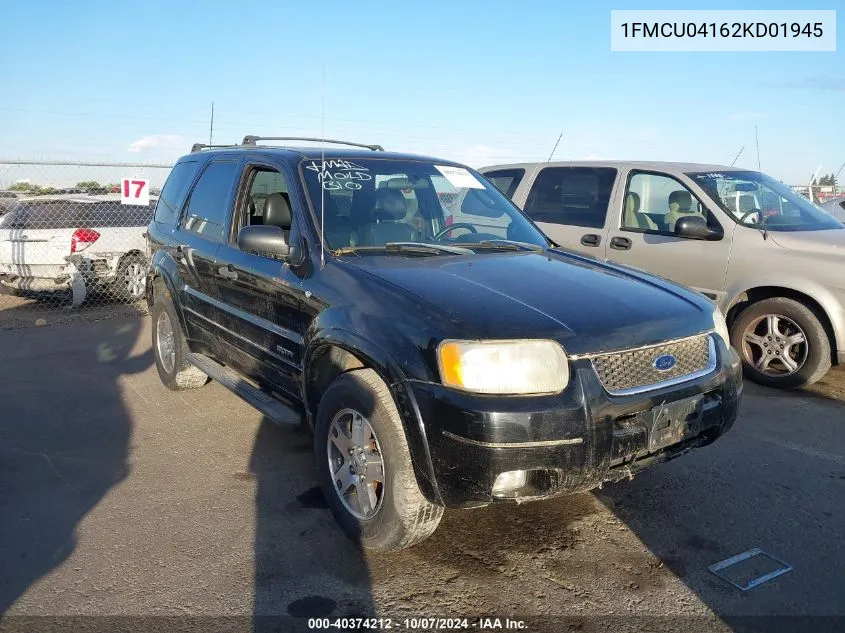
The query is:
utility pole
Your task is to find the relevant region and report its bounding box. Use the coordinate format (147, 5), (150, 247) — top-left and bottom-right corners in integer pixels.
(209, 102), (215, 146)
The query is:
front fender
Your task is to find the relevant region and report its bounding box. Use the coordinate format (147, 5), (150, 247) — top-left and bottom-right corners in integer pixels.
(724, 276), (845, 352)
(302, 325), (443, 505)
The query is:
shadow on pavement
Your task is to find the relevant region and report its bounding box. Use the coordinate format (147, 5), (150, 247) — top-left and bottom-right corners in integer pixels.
(0, 315), (149, 614)
(249, 416), (376, 632)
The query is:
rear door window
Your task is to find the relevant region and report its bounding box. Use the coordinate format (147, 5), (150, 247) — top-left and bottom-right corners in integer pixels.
(154, 160), (199, 225)
(181, 161), (240, 242)
(483, 168), (525, 198)
(523, 167), (617, 229)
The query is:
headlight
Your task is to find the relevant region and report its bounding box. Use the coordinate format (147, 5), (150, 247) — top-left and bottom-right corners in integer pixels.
(437, 339), (569, 395)
(712, 307), (731, 349)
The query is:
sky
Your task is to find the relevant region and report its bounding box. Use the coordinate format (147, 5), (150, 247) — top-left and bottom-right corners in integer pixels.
(0, 0), (842, 184)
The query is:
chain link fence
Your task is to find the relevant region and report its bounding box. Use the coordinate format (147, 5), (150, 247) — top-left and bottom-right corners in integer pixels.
(0, 161), (172, 319)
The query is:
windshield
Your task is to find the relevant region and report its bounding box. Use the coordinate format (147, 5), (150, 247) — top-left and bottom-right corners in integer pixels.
(299, 158), (549, 253)
(687, 170), (843, 232)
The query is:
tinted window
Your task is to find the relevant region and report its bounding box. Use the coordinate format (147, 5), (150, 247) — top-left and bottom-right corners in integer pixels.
(484, 169), (525, 198)
(182, 161), (239, 241)
(154, 160), (199, 225)
(0, 203), (82, 229)
(524, 167), (616, 229)
(77, 202), (155, 228)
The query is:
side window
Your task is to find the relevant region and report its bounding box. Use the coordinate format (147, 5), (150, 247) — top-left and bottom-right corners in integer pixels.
(523, 167), (617, 229)
(623, 172), (713, 234)
(154, 160), (198, 225)
(483, 169), (525, 198)
(181, 161), (239, 241)
(234, 167), (291, 237)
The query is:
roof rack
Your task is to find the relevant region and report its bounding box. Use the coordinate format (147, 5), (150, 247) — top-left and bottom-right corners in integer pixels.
(190, 143), (241, 153)
(241, 136), (384, 152)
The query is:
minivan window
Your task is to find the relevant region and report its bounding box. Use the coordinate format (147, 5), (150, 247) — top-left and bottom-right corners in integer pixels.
(523, 167), (617, 229)
(624, 172), (718, 234)
(182, 161), (239, 241)
(484, 169), (525, 198)
(689, 170), (843, 232)
(154, 160), (198, 225)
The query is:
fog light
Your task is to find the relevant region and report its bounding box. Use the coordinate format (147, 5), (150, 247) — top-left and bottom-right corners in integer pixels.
(492, 470), (527, 496)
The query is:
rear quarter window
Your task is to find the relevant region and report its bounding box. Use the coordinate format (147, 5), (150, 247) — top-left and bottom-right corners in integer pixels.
(483, 169), (525, 198)
(154, 160), (199, 225)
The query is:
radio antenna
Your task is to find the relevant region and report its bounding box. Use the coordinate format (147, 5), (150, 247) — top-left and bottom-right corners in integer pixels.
(754, 125), (761, 171)
(730, 146), (744, 167)
(547, 131), (563, 162)
(320, 64), (326, 269)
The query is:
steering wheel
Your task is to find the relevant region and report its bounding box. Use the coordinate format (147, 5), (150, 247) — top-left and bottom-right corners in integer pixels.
(739, 209), (762, 223)
(433, 223), (478, 241)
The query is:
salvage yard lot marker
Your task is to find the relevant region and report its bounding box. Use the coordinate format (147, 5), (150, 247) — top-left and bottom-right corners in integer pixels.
(708, 547), (792, 591)
(121, 177), (149, 206)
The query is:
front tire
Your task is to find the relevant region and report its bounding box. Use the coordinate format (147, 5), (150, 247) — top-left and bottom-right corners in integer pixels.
(731, 297), (831, 389)
(315, 368), (443, 552)
(151, 294), (209, 391)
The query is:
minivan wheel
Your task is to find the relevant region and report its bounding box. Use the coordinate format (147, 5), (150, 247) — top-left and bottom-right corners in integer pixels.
(151, 295), (210, 391)
(314, 368), (444, 552)
(731, 297), (831, 389)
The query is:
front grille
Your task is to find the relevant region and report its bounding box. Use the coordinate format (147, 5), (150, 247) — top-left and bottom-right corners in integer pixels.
(591, 334), (714, 395)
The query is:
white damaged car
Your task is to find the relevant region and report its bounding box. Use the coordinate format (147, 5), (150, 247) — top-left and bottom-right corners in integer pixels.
(0, 198), (154, 305)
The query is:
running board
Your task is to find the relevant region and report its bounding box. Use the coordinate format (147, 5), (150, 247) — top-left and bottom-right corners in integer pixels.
(187, 353), (301, 426)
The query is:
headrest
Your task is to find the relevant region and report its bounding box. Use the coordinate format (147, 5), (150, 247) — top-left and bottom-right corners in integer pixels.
(668, 190), (693, 210)
(625, 191), (640, 214)
(374, 188), (407, 221)
(264, 192), (291, 229)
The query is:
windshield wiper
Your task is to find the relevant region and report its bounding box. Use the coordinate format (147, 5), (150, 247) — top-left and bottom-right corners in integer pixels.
(464, 239), (544, 252)
(385, 242), (475, 255)
(333, 242), (474, 256)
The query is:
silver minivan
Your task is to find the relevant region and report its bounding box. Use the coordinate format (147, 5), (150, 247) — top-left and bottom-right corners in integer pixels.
(480, 161), (845, 390)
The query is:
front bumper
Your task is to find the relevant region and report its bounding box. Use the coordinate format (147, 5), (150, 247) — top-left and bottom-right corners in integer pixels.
(404, 337), (742, 508)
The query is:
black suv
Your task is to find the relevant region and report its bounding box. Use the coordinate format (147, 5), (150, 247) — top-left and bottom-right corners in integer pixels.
(146, 136), (743, 552)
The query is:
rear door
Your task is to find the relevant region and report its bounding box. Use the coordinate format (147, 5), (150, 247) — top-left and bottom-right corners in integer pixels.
(519, 166), (619, 257)
(213, 162), (307, 401)
(172, 159), (241, 350)
(0, 202), (80, 279)
(605, 170), (733, 301)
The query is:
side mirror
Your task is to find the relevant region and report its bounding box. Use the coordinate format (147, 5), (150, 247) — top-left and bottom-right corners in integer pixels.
(674, 215), (724, 241)
(237, 225), (292, 260)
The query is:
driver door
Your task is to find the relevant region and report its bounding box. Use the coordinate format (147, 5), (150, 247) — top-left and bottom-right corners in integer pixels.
(606, 170), (734, 302)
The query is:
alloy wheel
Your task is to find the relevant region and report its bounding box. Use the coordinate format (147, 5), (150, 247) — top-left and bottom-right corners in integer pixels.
(326, 408), (385, 520)
(741, 313), (808, 377)
(156, 311), (176, 374)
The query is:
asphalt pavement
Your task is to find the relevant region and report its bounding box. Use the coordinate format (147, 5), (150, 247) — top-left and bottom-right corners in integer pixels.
(1, 310), (843, 633)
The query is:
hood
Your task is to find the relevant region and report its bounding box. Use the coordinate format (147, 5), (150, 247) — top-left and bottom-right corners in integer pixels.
(351, 250), (713, 356)
(769, 228), (845, 256)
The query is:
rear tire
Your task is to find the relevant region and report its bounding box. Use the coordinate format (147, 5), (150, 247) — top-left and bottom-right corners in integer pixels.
(113, 254), (148, 303)
(315, 368), (443, 552)
(730, 297), (830, 389)
(151, 294), (209, 391)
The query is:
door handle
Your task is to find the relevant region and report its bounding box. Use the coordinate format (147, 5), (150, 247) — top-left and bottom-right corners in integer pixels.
(218, 264), (239, 281)
(580, 233), (601, 247)
(609, 236), (632, 250)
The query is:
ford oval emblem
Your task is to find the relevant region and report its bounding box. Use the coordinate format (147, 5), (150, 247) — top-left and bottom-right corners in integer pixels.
(653, 354), (677, 372)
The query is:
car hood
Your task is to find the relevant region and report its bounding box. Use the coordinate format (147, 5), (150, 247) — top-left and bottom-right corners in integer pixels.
(350, 250), (713, 356)
(769, 228), (845, 256)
